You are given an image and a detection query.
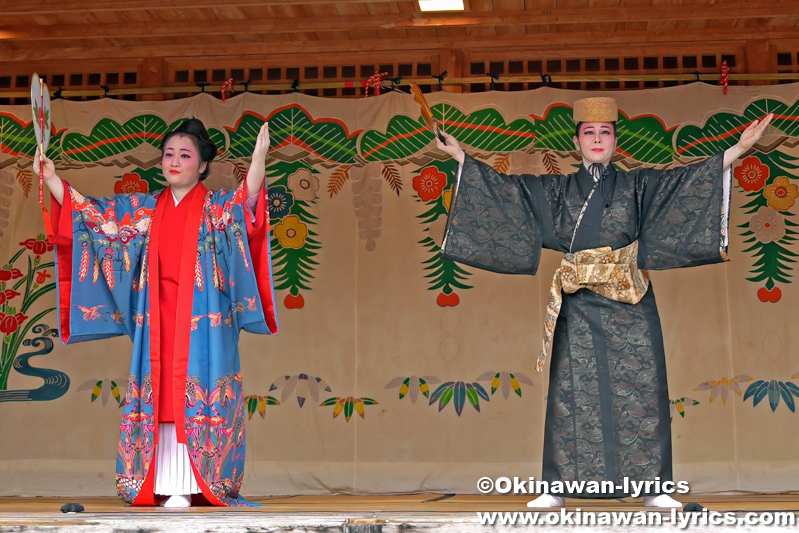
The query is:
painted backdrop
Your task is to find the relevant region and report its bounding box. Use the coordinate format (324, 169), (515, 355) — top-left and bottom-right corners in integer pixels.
(1, 83), (797, 496)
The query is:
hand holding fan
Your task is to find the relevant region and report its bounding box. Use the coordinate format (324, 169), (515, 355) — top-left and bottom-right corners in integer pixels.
(410, 82), (447, 145)
(31, 73), (54, 240)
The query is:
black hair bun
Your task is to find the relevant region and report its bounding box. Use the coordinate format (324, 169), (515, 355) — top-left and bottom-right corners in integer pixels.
(174, 118), (217, 163)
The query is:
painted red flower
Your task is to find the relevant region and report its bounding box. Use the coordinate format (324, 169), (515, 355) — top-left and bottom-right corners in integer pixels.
(20, 235), (54, 256)
(734, 157), (769, 192)
(413, 167), (448, 202)
(0, 267), (23, 282)
(0, 289), (20, 306)
(0, 312), (27, 335)
(36, 270), (52, 285)
(208, 415), (226, 426)
(114, 173), (149, 195)
(190, 414), (209, 425)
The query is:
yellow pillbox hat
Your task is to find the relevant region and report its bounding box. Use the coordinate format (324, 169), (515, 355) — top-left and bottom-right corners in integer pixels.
(573, 97), (618, 123)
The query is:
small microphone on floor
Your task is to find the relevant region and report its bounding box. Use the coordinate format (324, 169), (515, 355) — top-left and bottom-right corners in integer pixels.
(60, 502), (85, 513)
(683, 502), (705, 513)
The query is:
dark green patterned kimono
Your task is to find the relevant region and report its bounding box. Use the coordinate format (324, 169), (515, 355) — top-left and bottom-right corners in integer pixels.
(442, 153), (728, 498)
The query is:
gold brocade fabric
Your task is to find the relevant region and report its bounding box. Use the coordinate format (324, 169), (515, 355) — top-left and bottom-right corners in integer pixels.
(537, 241), (650, 372)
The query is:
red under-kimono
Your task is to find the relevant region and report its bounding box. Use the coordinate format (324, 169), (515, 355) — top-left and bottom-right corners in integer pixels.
(157, 184), (199, 423)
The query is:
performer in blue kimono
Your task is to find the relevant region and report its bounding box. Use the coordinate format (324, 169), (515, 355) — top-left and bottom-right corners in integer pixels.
(35, 118), (278, 507)
(436, 97), (772, 509)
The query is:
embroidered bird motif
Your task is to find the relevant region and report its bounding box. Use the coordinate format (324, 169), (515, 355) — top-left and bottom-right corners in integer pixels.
(75, 305), (108, 321)
(207, 312), (222, 327)
(190, 315), (206, 331)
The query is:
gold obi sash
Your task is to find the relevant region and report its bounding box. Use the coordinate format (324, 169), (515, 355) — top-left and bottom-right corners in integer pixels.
(536, 240), (650, 372)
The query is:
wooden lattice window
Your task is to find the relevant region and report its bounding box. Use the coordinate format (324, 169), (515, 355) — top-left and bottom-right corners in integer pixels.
(464, 50), (741, 92)
(168, 56), (439, 98)
(776, 50), (799, 84)
(0, 64), (141, 105)
(0, 74), (32, 106)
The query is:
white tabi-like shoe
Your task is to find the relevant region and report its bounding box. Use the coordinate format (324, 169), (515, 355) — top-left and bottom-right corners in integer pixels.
(643, 494), (683, 508)
(526, 494), (565, 508)
(160, 495), (192, 508)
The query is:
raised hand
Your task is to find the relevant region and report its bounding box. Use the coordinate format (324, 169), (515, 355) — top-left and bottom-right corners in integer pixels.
(246, 122), (270, 198)
(435, 127), (465, 165)
(252, 122), (270, 163)
(723, 113), (774, 168)
(34, 146), (64, 205)
(33, 146), (56, 181)
(739, 113), (774, 153)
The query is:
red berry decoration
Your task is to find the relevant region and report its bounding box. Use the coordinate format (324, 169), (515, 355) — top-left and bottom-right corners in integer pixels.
(284, 293), (305, 309)
(757, 287), (770, 302)
(757, 287), (782, 303)
(436, 292), (448, 307)
(436, 292), (460, 307)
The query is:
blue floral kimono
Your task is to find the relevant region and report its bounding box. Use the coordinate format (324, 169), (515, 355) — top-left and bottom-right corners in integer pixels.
(51, 179), (278, 506)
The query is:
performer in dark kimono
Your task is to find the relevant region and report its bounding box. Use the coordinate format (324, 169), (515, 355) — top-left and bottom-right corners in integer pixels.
(35, 119), (278, 508)
(436, 97), (772, 508)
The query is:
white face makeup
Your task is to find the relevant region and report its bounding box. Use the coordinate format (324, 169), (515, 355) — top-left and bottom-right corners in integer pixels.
(161, 134), (207, 189)
(573, 122), (617, 166)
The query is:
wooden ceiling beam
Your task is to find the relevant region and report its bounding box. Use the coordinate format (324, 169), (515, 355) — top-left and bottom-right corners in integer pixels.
(0, 0), (403, 16)
(1, 4), (798, 41)
(3, 27), (797, 63)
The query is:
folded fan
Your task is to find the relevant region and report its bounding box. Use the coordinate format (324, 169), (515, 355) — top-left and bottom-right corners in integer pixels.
(410, 82), (446, 144)
(31, 73), (54, 241)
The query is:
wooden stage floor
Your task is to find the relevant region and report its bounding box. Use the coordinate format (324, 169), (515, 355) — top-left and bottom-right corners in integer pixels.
(1, 494), (797, 532)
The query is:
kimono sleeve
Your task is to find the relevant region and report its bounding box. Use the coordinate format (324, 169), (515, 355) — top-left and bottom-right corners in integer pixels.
(214, 178), (278, 336)
(441, 154), (554, 276)
(637, 152), (729, 270)
(51, 183), (153, 344)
